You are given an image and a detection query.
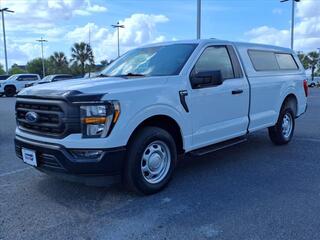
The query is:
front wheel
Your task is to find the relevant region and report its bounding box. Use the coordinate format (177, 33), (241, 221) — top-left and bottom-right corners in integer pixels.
(268, 108), (295, 145)
(124, 127), (177, 195)
(4, 86), (16, 97)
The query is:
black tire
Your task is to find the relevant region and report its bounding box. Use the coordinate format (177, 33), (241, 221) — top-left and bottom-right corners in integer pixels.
(124, 127), (177, 195)
(268, 107), (295, 145)
(310, 83), (316, 88)
(4, 86), (16, 97)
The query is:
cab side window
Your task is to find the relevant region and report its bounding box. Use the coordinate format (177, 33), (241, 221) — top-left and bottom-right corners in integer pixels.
(193, 46), (235, 80)
(17, 75), (38, 81)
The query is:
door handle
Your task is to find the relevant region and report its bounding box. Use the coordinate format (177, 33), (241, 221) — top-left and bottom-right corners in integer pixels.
(232, 89), (243, 95)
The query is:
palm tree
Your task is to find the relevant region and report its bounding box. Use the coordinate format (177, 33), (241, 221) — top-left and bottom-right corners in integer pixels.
(299, 51), (320, 80)
(50, 52), (68, 66)
(49, 52), (69, 74)
(70, 42), (94, 76)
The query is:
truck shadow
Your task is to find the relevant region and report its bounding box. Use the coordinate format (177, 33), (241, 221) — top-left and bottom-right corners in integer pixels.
(35, 130), (307, 219)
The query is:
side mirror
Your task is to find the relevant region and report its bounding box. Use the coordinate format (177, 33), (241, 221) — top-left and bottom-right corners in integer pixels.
(190, 70), (223, 89)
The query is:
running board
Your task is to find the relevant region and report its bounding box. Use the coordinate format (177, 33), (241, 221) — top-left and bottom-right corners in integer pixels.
(189, 136), (247, 157)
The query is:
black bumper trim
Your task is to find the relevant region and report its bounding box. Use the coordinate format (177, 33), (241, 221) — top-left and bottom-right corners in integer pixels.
(15, 135), (126, 176)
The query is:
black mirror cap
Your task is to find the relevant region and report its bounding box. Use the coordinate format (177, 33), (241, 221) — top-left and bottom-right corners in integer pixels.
(190, 70), (223, 89)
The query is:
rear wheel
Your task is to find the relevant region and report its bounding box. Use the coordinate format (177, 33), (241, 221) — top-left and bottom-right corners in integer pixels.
(124, 127), (177, 195)
(4, 86), (16, 97)
(268, 107), (295, 145)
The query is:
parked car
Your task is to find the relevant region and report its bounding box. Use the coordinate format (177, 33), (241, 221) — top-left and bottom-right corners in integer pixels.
(0, 74), (40, 97)
(0, 75), (10, 81)
(26, 74), (74, 87)
(15, 39), (307, 194)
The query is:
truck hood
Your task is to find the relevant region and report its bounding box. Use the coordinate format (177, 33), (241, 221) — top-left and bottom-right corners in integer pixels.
(18, 76), (167, 99)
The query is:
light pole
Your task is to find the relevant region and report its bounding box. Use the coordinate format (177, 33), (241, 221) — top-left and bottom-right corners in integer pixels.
(280, 0), (300, 50)
(36, 37), (48, 78)
(197, 0), (201, 39)
(111, 22), (124, 58)
(0, 8), (14, 74)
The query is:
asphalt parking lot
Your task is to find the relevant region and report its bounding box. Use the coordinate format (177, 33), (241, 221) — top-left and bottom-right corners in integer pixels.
(1, 89), (320, 240)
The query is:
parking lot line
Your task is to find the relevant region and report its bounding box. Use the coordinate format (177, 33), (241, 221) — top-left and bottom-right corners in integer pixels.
(295, 137), (320, 143)
(0, 167), (31, 178)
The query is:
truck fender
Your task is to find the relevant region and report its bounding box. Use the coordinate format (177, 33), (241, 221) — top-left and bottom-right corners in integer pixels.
(121, 104), (192, 150)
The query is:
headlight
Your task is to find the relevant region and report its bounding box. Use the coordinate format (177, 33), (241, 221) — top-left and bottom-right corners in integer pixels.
(80, 101), (120, 138)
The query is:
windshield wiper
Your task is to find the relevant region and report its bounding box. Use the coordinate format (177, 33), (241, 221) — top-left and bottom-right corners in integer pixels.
(96, 73), (110, 78)
(116, 73), (146, 78)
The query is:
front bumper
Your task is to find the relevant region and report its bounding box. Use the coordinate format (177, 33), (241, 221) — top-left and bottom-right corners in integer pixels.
(15, 135), (126, 177)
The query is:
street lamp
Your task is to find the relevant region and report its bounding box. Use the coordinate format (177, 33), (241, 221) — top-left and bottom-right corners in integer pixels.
(197, 0), (201, 39)
(111, 22), (125, 58)
(0, 8), (14, 74)
(280, 0), (300, 50)
(36, 37), (48, 78)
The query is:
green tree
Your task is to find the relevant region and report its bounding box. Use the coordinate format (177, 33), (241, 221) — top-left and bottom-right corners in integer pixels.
(9, 64), (26, 74)
(71, 42), (94, 76)
(297, 52), (308, 69)
(0, 63), (5, 75)
(26, 58), (46, 77)
(48, 52), (70, 74)
(299, 51), (320, 80)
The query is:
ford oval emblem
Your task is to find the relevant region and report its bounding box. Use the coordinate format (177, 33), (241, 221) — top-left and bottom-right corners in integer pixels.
(25, 112), (39, 123)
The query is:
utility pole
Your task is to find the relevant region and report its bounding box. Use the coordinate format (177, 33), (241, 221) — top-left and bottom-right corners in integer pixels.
(280, 0), (300, 50)
(197, 0), (201, 39)
(0, 8), (14, 74)
(88, 26), (91, 78)
(111, 22), (124, 58)
(36, 37), (48, 78)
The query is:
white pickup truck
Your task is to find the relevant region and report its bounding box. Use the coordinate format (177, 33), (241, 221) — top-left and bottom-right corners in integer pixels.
(0, 74), (41, 97)
(15, 39), (308, 194)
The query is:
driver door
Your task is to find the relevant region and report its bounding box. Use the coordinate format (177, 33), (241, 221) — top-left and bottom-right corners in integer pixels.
(187, 45), (250, 149)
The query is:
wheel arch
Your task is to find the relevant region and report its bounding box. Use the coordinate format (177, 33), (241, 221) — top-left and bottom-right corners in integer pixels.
(127, 115), (185, 155)
(280, 93), (298, 117)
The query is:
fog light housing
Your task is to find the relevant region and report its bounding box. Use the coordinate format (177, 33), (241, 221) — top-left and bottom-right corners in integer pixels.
(70, 150), (104, 161)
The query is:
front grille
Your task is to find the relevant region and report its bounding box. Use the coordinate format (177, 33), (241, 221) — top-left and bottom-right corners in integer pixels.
(16, 98), (80, 138)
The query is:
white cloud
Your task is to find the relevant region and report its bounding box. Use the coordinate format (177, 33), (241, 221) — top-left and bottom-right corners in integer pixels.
(0, 0), (108, 66)
(87, 4), (107, 13)
(272, 8), (283, 15)
(66, 14), (169, 62)
(66, 23), (109, 43)
(0, 0), (107, 25)
(245, 26), (290, 47)
(296, 0), (320, 18)
(0, 40), (46, 65)
(245, 0), (320, 52)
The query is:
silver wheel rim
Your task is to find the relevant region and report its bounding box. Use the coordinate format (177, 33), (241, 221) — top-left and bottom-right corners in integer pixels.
(141, 140), (171, 184)
(282, 113), (293, 138)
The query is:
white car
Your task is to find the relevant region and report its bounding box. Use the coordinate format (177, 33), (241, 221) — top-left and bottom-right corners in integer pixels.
(27, 74), (74, 87)
(0, 74), (41, 97)
(15, 39), (307, 194)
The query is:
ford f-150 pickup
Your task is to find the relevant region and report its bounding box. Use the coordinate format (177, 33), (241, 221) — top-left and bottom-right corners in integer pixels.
(15, 39), (308, 194)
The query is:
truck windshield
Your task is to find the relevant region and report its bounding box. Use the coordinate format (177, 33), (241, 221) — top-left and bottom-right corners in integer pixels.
(101, 43), (197, 77)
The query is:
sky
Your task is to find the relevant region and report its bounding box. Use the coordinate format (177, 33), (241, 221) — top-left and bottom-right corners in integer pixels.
(0, 0), (319, 67)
